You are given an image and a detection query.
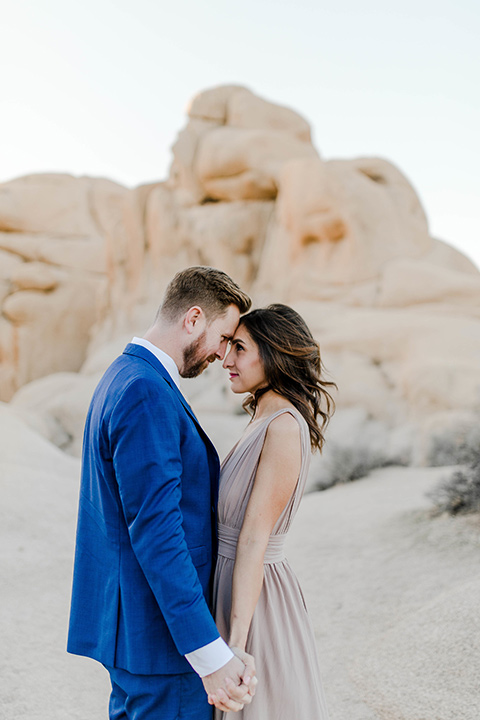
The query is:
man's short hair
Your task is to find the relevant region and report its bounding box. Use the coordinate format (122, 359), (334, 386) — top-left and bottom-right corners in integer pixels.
(159, 266), (251, 322)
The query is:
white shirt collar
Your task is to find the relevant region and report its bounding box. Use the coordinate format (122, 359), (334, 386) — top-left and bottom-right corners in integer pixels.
(131, 337), (181, 389)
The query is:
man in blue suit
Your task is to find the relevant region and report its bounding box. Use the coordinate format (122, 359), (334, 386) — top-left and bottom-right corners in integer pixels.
(68, 267), (255, 719)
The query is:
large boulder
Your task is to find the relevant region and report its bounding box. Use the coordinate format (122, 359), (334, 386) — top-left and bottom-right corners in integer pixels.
(169, 85), (317, 204)
(0, 174), (131, 400)
(254, 156), (433, 297)
(1, 85), (480, 464)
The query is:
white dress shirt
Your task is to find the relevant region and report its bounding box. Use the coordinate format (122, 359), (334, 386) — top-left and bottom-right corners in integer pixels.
(130, 337), (234, 676)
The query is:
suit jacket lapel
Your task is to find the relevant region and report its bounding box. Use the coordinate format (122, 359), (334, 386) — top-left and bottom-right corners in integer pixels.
(123, 344), (220, 481)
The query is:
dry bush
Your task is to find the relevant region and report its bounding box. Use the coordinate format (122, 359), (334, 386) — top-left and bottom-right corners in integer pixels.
(427, 423), (480, 467)
(428, 459), (480, 515)
(314, 443), (392, 491)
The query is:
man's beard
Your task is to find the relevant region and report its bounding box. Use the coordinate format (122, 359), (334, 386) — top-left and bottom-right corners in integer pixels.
(181, 331), (216, 378)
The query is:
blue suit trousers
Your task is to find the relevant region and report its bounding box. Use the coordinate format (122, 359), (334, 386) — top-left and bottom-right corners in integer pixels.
(105, 666), (213, 720)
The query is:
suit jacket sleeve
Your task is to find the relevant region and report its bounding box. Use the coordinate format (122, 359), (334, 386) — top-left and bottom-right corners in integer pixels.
(109, 376), (220, 656)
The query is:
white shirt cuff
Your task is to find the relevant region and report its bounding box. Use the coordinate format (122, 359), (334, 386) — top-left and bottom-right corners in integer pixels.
(185, 637), (234, 677)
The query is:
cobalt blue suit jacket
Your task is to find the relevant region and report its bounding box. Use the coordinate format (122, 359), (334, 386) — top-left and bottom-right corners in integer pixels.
(67, 343), (221, 675)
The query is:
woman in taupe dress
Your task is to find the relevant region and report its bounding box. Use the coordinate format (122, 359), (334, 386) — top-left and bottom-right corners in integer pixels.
(210, 304), (335, 720)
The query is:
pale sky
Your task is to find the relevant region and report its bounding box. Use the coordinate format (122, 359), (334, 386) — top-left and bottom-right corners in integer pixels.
(2, 0), (479, 268)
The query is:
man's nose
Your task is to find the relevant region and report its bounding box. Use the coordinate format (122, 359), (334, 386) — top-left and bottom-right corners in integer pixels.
(222, 348), (233, 368)
(215, 343), (227, 361)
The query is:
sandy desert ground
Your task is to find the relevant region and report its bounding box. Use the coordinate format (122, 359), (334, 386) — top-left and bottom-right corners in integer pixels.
(1, 404), (479, 720)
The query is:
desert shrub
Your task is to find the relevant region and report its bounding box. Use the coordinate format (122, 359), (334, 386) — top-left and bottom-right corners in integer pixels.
(428, 457), (480, 515)
(314, 443), (390, 491)
(427, 424), (480, 467)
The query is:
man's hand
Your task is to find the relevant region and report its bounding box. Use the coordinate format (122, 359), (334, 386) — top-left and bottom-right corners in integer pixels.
(202, 654), (255, 712)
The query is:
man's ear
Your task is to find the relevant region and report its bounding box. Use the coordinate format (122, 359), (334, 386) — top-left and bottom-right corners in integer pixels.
(184, 306), (204, 334)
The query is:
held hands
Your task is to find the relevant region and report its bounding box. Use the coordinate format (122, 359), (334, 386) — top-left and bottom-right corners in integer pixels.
(203, 647), (257, 712)
(231, 647), (257, 698)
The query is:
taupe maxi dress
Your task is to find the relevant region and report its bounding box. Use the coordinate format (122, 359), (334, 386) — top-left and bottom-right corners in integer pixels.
(213, 408), (329, 720)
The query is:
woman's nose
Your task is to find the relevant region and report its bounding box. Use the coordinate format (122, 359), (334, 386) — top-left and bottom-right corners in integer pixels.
(223, 349), (233, 368)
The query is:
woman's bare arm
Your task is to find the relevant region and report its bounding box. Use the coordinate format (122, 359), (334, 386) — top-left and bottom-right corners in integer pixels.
(228, 413), (302, 650)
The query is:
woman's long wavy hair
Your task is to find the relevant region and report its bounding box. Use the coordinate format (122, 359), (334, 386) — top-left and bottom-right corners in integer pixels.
(240, 304), (336, 452)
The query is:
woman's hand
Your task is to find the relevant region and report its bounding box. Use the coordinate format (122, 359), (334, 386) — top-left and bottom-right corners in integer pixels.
(230, 646), (257, 696)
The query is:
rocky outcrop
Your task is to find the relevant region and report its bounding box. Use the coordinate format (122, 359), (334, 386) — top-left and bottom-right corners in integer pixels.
(0, 174), (129, 399)
(1, 85), (479, 462)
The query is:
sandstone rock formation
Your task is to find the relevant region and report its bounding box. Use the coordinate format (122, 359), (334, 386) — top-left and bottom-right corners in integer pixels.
(1, 85), (479, 465)
(0, 174), (129, 399)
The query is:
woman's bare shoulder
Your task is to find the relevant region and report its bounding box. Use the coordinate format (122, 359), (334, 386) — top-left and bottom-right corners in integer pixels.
(264, 410), (301, 445)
